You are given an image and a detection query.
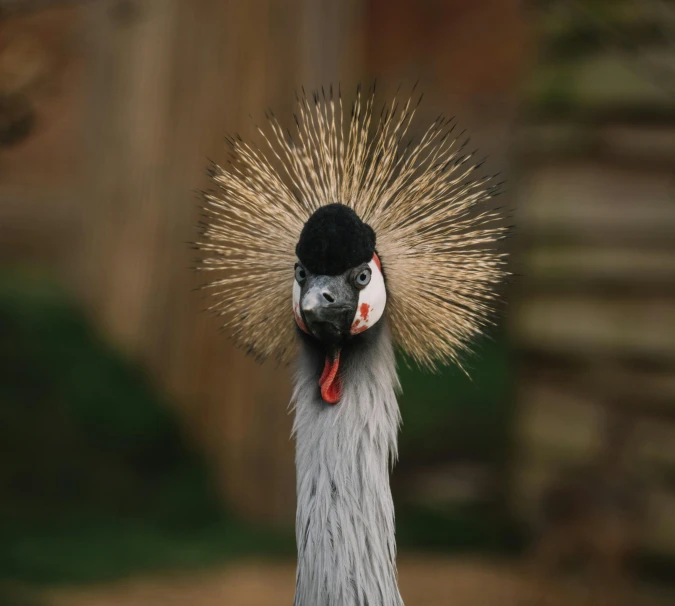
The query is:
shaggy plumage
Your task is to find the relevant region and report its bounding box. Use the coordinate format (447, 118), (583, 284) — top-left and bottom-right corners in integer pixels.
(292, 320), (402, 606)
(197, 85), (508, 369)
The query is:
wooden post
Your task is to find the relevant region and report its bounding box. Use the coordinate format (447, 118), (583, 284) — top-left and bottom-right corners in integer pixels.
(78, 0), (366, 525)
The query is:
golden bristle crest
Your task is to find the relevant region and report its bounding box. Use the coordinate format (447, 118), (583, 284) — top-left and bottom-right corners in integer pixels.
(197, 86), (509, 369)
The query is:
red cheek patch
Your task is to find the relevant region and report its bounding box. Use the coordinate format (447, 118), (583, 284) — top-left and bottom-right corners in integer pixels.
(373, 253), (381, 271)
(351, 322), (368, 335)
(359, 302), (370, 321)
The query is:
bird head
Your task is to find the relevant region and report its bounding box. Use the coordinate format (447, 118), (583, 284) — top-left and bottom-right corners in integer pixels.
(198, 86), (508, 404)
(292, 204), (387, 403)
(293, 204), (386, 345)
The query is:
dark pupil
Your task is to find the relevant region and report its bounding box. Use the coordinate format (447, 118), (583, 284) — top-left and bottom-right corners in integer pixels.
(359, 273), (367, 282)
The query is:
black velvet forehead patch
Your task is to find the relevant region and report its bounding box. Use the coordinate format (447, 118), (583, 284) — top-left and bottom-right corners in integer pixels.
(296, 203), (376, 275)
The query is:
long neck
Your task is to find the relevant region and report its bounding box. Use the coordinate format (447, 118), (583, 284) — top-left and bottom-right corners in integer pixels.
(291, 323), (404, 606)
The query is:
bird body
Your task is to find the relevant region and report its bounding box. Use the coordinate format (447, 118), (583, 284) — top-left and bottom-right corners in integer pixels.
(197, 85), (508, 605)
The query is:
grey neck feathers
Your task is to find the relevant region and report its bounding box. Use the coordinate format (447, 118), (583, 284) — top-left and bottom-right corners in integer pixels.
(291, 322), (404, 606)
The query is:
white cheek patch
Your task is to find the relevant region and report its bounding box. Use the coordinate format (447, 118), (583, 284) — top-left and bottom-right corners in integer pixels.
(292, 279), (309, 334)
(292, 279), (301, 312)
(350, 256), (386, 335)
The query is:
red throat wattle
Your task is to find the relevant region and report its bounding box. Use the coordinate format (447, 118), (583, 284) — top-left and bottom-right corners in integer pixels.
(319, 349), (342, 404)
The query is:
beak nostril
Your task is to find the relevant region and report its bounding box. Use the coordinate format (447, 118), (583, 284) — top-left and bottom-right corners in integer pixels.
(322, 291), (335, 303)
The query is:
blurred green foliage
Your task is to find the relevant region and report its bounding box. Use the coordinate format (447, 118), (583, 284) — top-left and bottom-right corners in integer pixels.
(527, 0), (675, 120)
(398, 334), (512, 463)
(395, 332), (520, 555)
(0, 268), (294, 586)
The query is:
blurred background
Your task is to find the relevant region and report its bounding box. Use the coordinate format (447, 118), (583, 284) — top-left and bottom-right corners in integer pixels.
(1, 0), (674, 604)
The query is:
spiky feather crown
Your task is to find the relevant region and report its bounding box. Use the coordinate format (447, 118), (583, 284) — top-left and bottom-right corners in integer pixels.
(198, 85), (508, 370)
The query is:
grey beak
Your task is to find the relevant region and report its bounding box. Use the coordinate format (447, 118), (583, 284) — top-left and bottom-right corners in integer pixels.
(299, 274), (358, 344)
(302, 285), (338, 320)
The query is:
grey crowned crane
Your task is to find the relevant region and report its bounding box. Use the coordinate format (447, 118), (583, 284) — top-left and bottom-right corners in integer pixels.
(197, 86), (508, 606)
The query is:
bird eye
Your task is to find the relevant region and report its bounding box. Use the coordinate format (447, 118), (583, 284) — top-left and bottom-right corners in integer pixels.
(354, 267), (371, 289)
(295, 264), (307, 284)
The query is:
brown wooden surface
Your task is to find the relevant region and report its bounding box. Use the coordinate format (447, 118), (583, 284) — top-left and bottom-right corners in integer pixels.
(76, 0), (366, 525)
(511, 0), (675, 558)
(0, 0), (366, 525)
